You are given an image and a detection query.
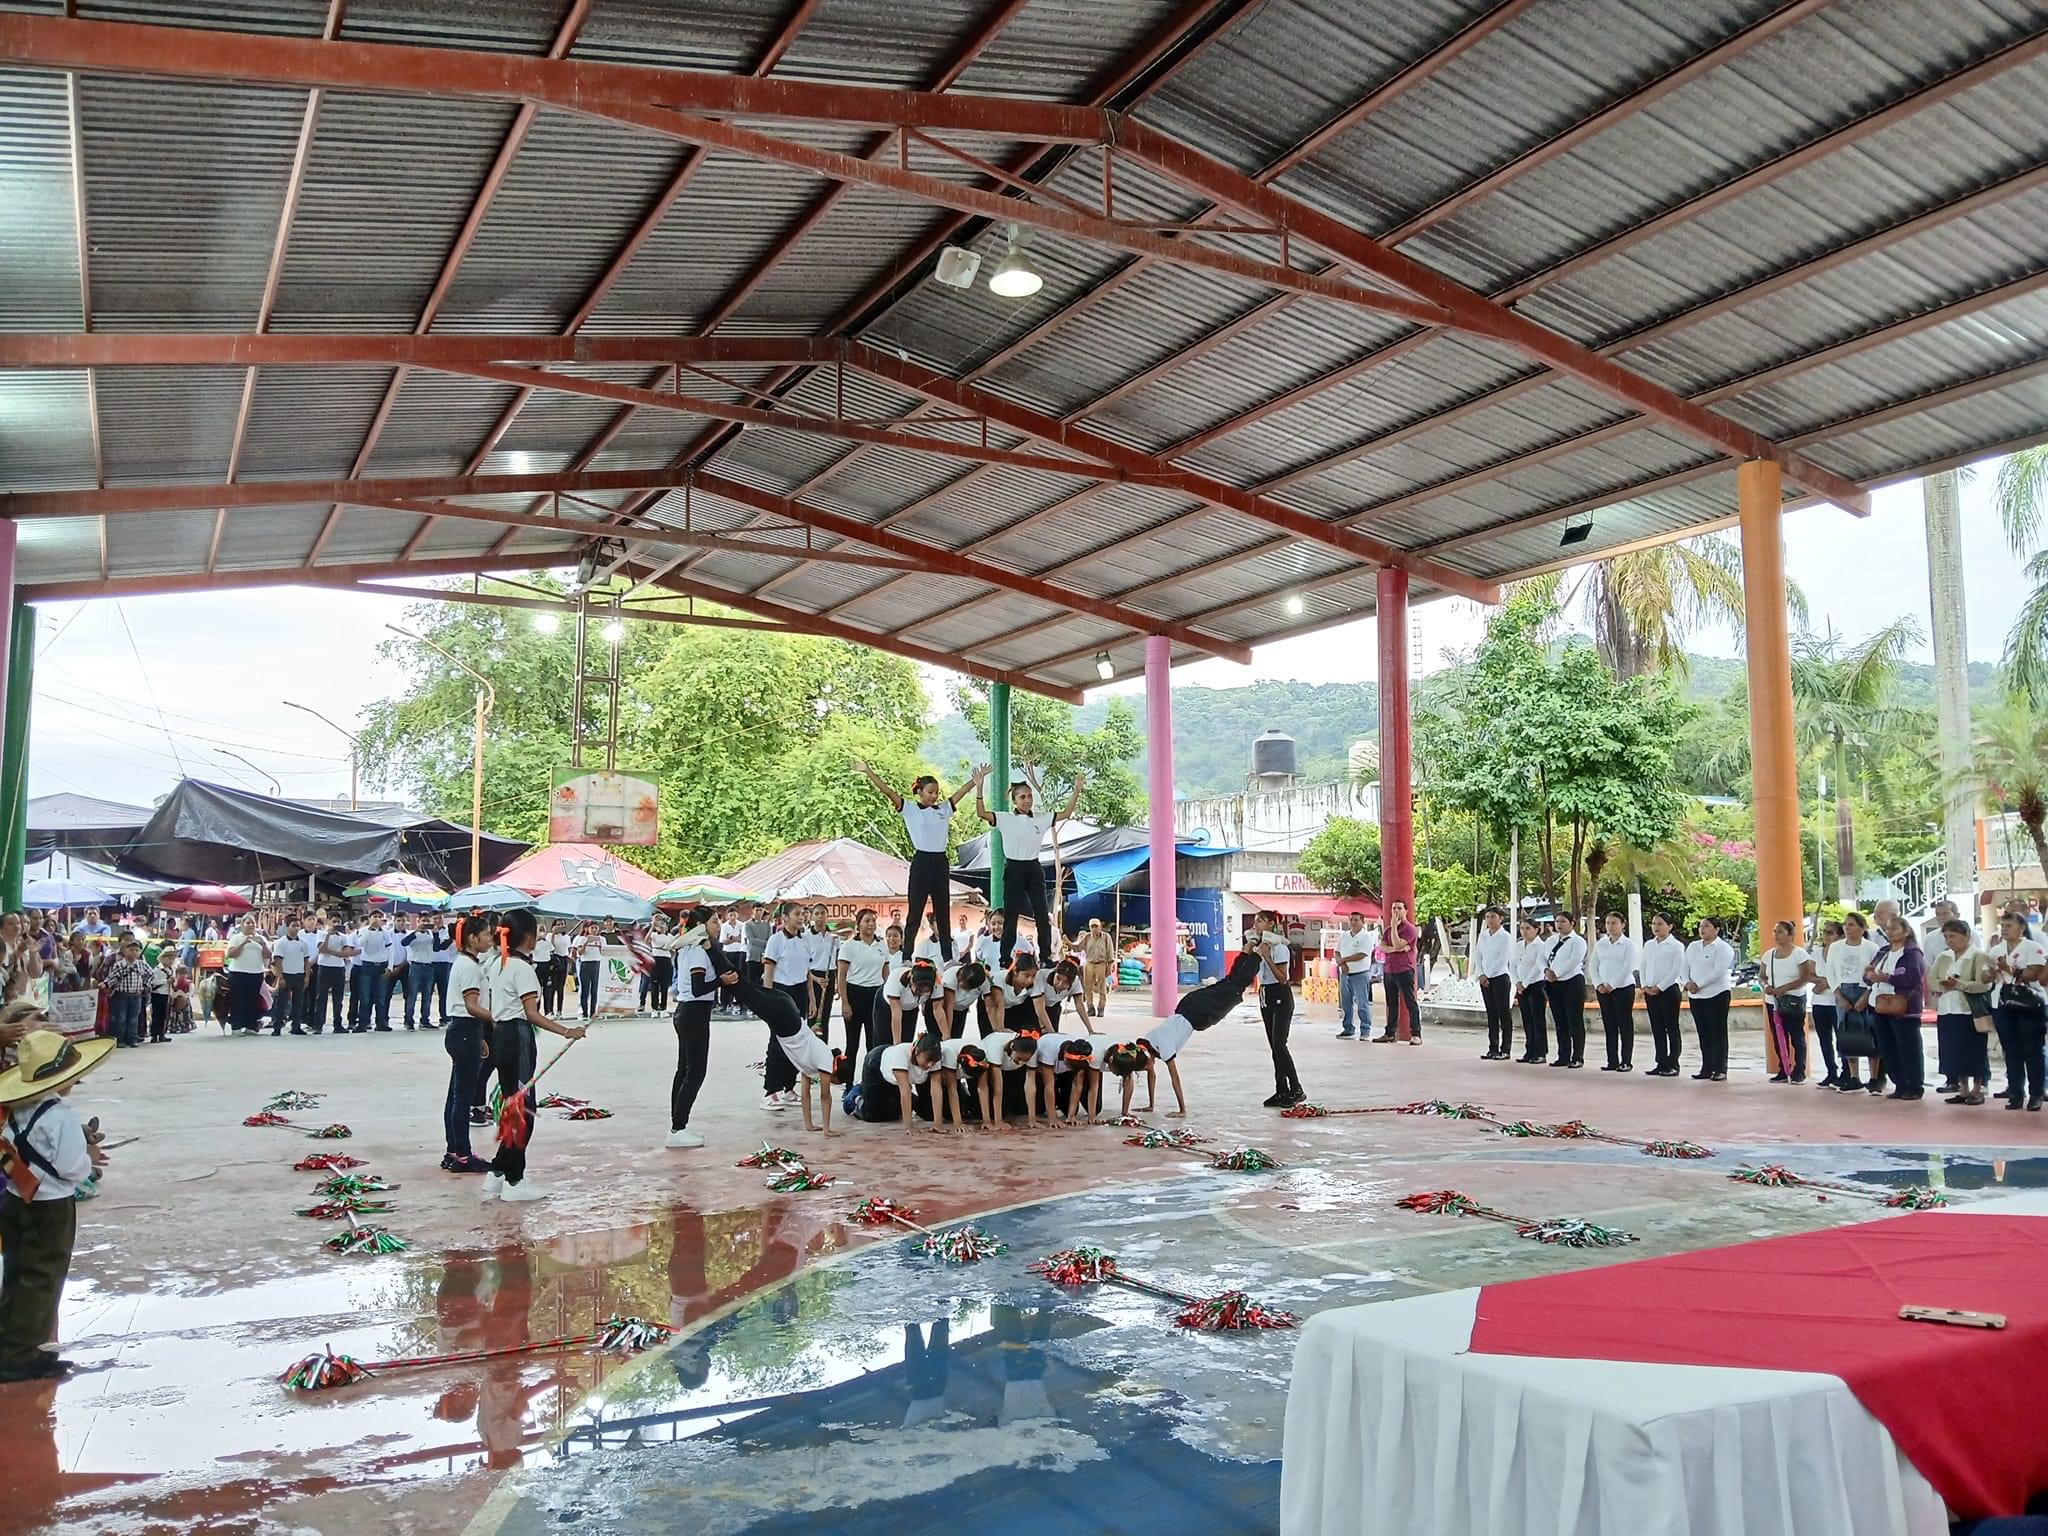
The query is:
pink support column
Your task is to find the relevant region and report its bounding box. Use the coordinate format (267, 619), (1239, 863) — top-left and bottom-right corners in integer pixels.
(1376, 568), (1414, 918)
(1145, 634), (1176, 1019)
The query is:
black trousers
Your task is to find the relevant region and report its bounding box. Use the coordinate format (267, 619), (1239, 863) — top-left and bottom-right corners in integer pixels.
(1880, 1010), (1925, 1095)
(1380, 969), (1419, 1038)
(431, 962), (451, 1022)
(1645, 986), (1683, 1071)
(314, 966), (346, 1030)
(672, 1003), (711, 1131)
(488, 1022), (537, 1185)
(443, 1019), (482, 1158)
(1768, 997), (1809, 1079)
(903, 849), (954, 961)
(1546, 976), (1585, 1064)
(1260, 982), (1301, 1096)
(149, 992), (170, 1042)
(1993, 1004), (2047, 1102)
(1810, 1002), (1839, 1080)
(578, 959), (600, 1018)
(1690, 991), (1731, 1075)
(0, 1193), (75, 1369)
(1517, 985), (1549, 1059)
(998, 857), (1051, 964)
(843, 982), (881, 1064)
(1479, 974), (1513, 1054)
(539, 957), (565, 1015)
(271, 971), (306, 1032)
(649, 956), (673, 1014)
(1597, 984), (1635, 1068)
(763, 984), (807, 1094)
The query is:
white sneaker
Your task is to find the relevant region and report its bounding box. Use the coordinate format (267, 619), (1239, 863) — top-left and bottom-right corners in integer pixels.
(479, 1173), (504, 1200)
(762, 1094), (787, 1112)
(501, 1181), (549, 1202)
(664, 1128), (705, 1149)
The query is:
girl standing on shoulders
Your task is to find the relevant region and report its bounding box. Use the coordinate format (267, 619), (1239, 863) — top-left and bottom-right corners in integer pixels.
(857, 762), (985, 963)
(483, 910), (586, 1204)
(441, 916), (496, 1174)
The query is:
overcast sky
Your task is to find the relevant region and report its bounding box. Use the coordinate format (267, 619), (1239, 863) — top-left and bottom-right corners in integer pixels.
(26, 465), (2036, 810)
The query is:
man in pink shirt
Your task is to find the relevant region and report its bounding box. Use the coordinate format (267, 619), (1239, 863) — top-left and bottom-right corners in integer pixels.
(1372, 900), (1422, 1045)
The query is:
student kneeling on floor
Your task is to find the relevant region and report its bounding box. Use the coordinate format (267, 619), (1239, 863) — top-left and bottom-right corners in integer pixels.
(0, 1007), (115, 1384)
(855, 1034), (944, 1128)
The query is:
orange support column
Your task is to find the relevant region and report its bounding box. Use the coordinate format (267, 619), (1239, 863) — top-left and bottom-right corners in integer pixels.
(1738, 459), (1803, 1072)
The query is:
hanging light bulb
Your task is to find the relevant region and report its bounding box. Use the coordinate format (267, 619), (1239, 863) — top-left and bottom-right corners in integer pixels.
(987, 223), (1043, 299)
(602, 619), (625, 645)
(1283, 594), (1306, 617)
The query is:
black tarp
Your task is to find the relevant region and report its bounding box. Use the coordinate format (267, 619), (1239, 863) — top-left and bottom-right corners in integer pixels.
(26, 793), (153, 860)
(108, 780), (526, 888)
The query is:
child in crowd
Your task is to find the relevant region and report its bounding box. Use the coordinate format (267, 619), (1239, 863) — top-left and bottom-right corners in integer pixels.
(0, 1008), (115, 1383)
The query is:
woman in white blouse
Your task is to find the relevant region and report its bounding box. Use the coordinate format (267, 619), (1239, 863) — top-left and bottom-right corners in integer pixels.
(1682, 916), (1734, 1082)
(1759, 919), (1816, 1085)
(834, 909), (889, 1067)
(1510, 917), (1550, 1064)
(1828, 912), (1880, 1093)
(1637, 911), (1686, 1076)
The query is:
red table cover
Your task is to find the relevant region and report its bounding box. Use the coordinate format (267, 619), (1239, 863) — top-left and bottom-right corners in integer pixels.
(1467, 1213), (2048, 1520)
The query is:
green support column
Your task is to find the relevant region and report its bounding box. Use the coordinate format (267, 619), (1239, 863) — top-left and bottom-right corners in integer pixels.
(988, 682), (1011, 912)
(1, 603), (35, 911)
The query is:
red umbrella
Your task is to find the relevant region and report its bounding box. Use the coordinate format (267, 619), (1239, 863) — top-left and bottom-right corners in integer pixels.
(159, 885), (254, 917)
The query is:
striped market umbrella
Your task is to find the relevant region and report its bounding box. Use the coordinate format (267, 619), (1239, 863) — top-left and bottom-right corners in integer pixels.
(342, 872), (449, 909)
(446, 881), (536, 912)
(653, 875), (758, 908)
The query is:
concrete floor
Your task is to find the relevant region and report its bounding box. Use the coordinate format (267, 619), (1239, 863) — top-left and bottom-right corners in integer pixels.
(7, 994), (2045, 1535)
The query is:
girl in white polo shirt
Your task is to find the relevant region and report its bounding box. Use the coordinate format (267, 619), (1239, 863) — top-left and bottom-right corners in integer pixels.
(857, 762), (986, 963)
(1033, 1033), (1102, 1125)
(1101, 952), (1260, 1117)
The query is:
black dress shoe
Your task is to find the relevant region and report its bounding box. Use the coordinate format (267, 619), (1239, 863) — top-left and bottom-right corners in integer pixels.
(1261, 1092), (1289, 1107)
(1692, 1070), (1711, 1080)
(1886, 1089), (1907, 1100)
(1768, 1073), (1789, 1083)
(1899, 1090), (1923, 1101)
(1567, 1060), (1583, 1069)
(1618, 1064), (1634, 1073)
(2006, 1096), (2025, 1110)
(1709, 1071), (1727, 1082)
(1550, 1059), (1570, 1067)
(2030, 1096), (2043, 1111)
(1789, 1074), (1806, 1084)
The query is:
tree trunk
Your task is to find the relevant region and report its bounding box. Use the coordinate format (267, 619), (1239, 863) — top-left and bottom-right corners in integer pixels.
(1567, 819), (1585, 923)
(1832, 736), (1856, 902)
(1539, 816), (1557, 904)
(2025, 817), (2048, 896)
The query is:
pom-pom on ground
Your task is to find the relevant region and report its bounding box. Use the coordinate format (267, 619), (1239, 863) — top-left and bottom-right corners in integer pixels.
(1517, 1218), (1637, 1248)
(1643, 1139), (1715, 1159)
(765, 1166), (836, 1192)
(322, 1226), (408, 1256)
(1125, 1128), (1204, 1150)
(847, 1196), (918, 1226)
(1396, 1189), (1475, 1216)
(264, 1091), (324, 1112)
(280, 1348), (369, 1392)
(1029, 1247), (1120, 1286)
(313, 1173), (395, 1198)
(561, 1106), (613, 1120)
(310, 1124), (353, 1139)
(1730, 1164), (1802, 1187)
(537, 1094), (589, 1109)
(298, 1198), (392, 1220)
(919, 1225), (1007, 1263)
(1280, 1102), (1328, 1118)
(1885, 1186), (1948, 1209)
(295, 1153), (366, 1172)
(1209, 1147), (1281, 1172)
(1174, 1289), (1298, 1331)
(243, 1111), (293, 1127)
(592, 1315), (674, 1354)
(736, 1144), (804, 1169)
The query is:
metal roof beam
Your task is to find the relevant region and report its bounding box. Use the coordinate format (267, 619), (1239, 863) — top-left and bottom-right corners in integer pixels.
(348, 580), (805, 634)
(2, 466), (726, 517)
(0, 335), (836, 369)
(844, 343), (1501, 605)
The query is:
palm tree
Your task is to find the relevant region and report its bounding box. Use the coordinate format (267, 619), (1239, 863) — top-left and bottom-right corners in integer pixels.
(1789, 619), (1922, 900)
(1993, 446), (2048, 703)
(1968, 694), (2048, 891)
(1582, 536), (1750, 680)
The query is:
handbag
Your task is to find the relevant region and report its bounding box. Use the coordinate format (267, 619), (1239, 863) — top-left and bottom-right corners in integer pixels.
(1873, 991), (1908, 1017)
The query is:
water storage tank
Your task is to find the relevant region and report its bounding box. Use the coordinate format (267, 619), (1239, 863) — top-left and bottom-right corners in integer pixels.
(1251, 729), (1297, 783)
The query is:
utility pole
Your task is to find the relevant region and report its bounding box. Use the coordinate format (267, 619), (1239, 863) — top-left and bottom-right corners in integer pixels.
(283, 699), (359, 811)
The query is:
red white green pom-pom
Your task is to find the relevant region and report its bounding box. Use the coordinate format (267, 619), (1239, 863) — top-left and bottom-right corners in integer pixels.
(737, 1144), (804, 1168)
(1209, 1147), (1281, 1172)
(1125, 1128), (1204, 1150)
(561, 1106), (612, 1120)
(1495, 1119), (1557, 1138)
(311, 1123), (353, 1139)
(312, 1173), (396, 1199)
(322, 1225), (408, 1256)
(1404, 1099), (1488, 1119)
(537, 1093), (588, 1109)
(1885, 1186), (1948, 1210)
(295, 1153), (366, 1172)
(1547, 1119), (1599, 1139)
(1731, 1164), (1802, 1187)
(592, 1315), (674, 1354)
(848, 1196), (919, 1226)
(298, 1198), (393, 1220)
(920, 1225), (1007, 1263)
(244, 1111), (293, 1127)
(280, 1347), (370, 1391)
(1643, 1139), (1714, 1160)
(1029, 1247), (1120, 1286)
(1397, 1189), (1476, 1216)
(1280, 1102), (1328, 1118)
(1174, 1289), (1297, 1331)
(265, 1091), (324, 1112)
(1517, 1218), (1637, 1248)
(765, 1166), (835, 1192)
(1108, 1115), (1151, 1129)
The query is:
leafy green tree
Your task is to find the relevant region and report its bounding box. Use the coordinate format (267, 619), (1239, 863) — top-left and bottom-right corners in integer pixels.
(1992, 445), (2048, 705)
(1298, 817), (1381, 898)
(1683, 875), (1749, 936)
(1413, 865), (1483, 923)
(1968, 693), (2048, 887)
(1789, 619), (1921, 899)
(946, 681), (1143, 826)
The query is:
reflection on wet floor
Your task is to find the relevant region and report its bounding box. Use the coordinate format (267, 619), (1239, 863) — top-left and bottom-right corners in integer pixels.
(11, 1141), (2048, 1535)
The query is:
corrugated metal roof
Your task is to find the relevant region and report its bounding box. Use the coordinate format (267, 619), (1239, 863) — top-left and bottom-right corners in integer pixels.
(4, 0), (2048, 696)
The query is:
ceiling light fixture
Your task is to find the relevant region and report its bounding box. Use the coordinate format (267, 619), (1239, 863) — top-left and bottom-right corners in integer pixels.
(987, 223), (1043, 299)
(1283, 594), (1306, 617)
(1559, 515), (1594, 547)
(1094, 650), (1115, 681)
(933, 245), (982, 289)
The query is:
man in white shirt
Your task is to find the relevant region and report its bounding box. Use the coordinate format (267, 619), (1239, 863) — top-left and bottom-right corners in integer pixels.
(1543, 912), (1588, 1069)
(1511, 917), (1551, 1062)
(270, 919), (311, 1037)
(313, 915), (350, 1035)
(397, 915), (439, 1031)
(1683, 915), (1736, 1081)
(717, 909), (746, 1016)
(1472, 907), (1514, 1060)
(1334, 912), (1378, 1042)
(1637, 911), (1687, 1075)
(352, 914), (396, 1033)
(976, 762), (1084, 966)
(1590, 911), (1639, 1072)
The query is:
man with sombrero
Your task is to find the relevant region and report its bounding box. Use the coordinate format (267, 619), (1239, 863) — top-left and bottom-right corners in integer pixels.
(0, 1008), (114, 1382)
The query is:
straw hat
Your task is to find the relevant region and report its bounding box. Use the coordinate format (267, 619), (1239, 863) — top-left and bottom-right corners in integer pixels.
(0, 1028), (115, 1106)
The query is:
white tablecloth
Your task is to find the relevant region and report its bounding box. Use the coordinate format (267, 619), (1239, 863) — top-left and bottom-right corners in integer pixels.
(1280, 1290), (1945, 1536)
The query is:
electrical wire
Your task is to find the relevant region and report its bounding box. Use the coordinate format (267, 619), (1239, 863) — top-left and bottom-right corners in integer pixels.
(112, 602), (188, 778)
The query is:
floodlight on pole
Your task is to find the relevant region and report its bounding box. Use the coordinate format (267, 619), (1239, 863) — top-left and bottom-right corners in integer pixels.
(283, 699), (360, 811)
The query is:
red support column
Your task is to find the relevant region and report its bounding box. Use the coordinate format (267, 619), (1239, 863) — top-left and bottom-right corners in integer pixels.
(1376, 568), (1415, 928)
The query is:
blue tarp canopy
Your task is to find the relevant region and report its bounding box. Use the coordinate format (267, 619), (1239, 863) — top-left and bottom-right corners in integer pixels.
(1068, 841), (1234, 899)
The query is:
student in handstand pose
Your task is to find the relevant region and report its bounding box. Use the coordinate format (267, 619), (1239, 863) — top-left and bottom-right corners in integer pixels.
(1102, 951), (1262, 1119)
